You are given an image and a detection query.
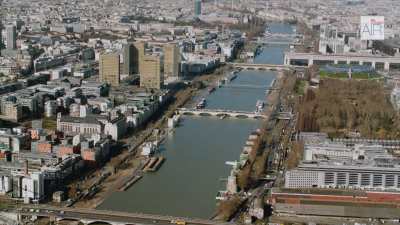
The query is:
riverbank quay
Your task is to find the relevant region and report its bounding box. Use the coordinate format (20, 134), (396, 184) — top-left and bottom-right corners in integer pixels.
(213, 69), (297, 221)
(69, 67), (230, 209)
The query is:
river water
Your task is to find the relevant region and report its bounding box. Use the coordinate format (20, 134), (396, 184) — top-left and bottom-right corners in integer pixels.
(254, 23), (295, 65)
(99, 23), (295, 219)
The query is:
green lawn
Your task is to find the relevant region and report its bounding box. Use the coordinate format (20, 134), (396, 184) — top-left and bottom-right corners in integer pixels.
(42, 117), (57, 130)
(320, 71), (348, 79)
(0, 200), (16, 210)
(320, 71), (380, 80)
(294, 80), (307, 95)
(351, 73), (371, 79)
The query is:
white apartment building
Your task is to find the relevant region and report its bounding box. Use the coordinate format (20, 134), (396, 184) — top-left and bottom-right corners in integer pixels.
(391, 86), (400, 111)
(17, 171), (45, 201)
(0, 174), (12, 194)
(0, 168), (45, 201)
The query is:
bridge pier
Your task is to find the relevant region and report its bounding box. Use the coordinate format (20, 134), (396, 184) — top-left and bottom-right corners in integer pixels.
(284, 56), (290, 66)
(385, 62), (390, 71)
(372, 61), (376, 69)
(308, 59), (314, 66)
(17, 213), (22, 223)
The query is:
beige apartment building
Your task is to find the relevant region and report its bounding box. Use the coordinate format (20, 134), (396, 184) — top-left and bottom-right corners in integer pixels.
(139, 54), (163, 90)
(122, 42), (144, 75)
(0, 101), (22, 122)
(99, 53), (120, 87)
(163, 44), (180, 78)
(134, 42), (145, 74)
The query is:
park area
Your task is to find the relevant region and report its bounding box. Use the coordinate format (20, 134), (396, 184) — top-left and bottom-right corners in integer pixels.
(296, 78), (400, 139)
(319, 64), (381, 80)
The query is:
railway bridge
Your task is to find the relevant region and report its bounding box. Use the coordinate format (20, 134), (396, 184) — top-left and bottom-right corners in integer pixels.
(284, 52), (400, 71)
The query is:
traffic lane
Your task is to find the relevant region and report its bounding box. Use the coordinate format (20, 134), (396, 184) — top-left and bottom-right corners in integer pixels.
(21, 211), (171, 225)
(20, 210), (223, 225)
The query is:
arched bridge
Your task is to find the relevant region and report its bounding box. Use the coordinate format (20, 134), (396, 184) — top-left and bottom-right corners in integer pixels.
(251, 40), (301, 46)
(177, 108), (267, 119)
(16, 206), (235, 225)
(220, 84), (280, 90)
(227, 63), (302, 71)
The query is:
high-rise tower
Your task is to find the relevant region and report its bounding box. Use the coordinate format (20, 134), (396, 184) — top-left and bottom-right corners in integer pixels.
(6, 24), (16, 50)
(99, 52), (120, 87)
(194, 0), (202, 17)
(163, 44), (180, 78)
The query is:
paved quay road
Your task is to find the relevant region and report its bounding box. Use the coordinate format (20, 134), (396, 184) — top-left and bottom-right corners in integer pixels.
(16, 206), (236, 225)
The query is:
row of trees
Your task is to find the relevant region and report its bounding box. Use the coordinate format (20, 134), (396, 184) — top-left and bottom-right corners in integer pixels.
(372, 41), (396, 56)
(227, 17), (266, 40)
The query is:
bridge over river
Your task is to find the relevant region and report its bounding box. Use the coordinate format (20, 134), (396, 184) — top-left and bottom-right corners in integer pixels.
(176, 108), (292, 120)
(221, 84), (280, 90)
(284, 52), (400, 71)
(227, 62), (304, 71)
(15, 206), (235, 225)
(177, 108), (267, 119)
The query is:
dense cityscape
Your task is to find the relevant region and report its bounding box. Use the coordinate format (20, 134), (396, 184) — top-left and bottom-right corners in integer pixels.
(1, 0), (400, 224)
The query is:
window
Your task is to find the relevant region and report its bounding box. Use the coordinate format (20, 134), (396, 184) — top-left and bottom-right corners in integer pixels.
(337, 172), (347, 185)
(373, 174), (383, 187)
(349, 173), (359, 186)
(361, 173), (371, 186)
(324, 172), (335, 185)
(385, 174), (395, 187)
(33, 180), (38, 198)
(397, 175), (400, 188)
